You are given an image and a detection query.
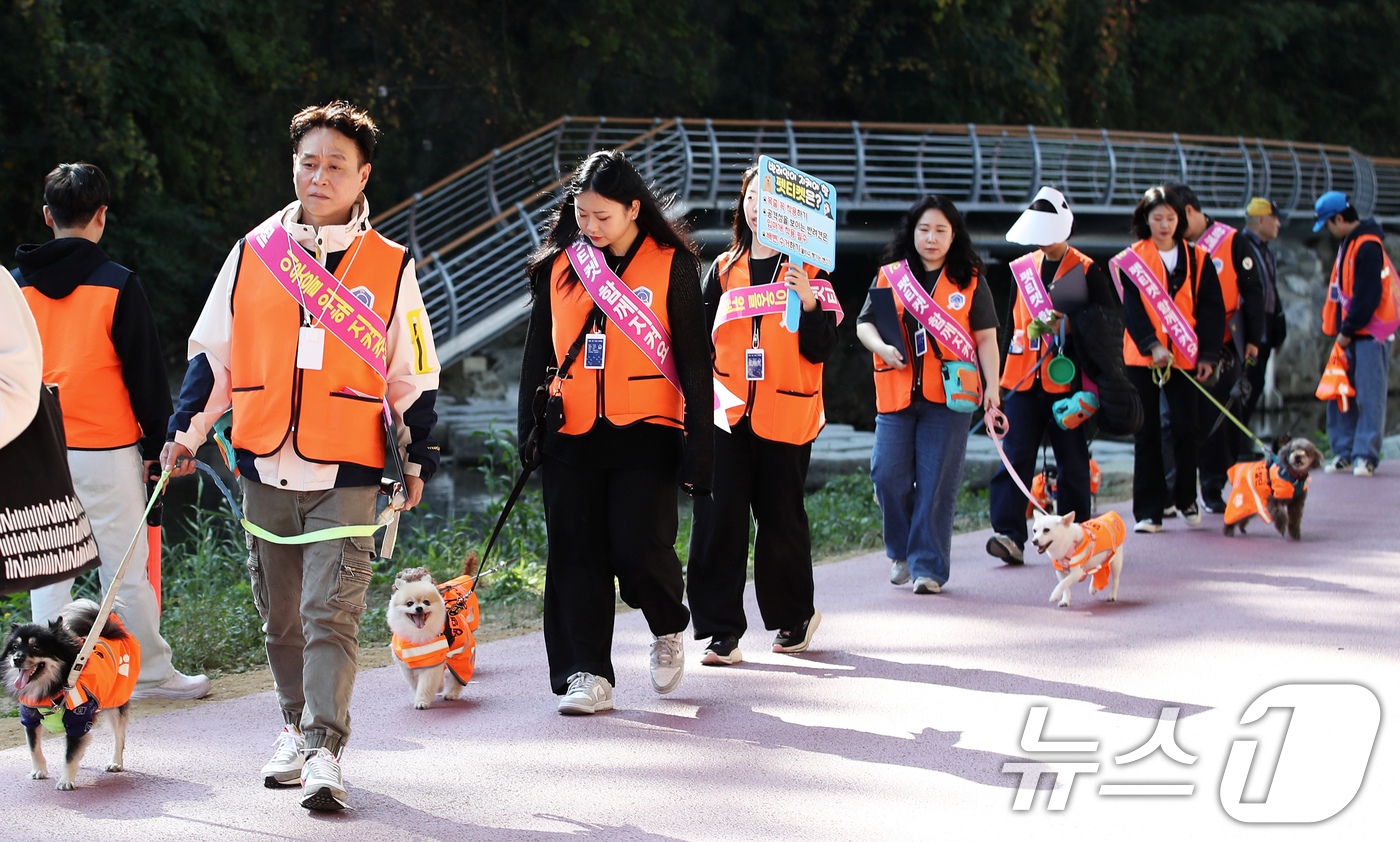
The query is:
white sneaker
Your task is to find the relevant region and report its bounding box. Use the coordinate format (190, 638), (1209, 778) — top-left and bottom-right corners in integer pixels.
(912, 577), (942, 595)
(1135, 518), (1163, 533)
(889, 560), (910, 585)
(299, 747), (348, 811)
(260, 725), (305, 788)
(650, 632), (685, 694)
(558, 672), (613, 715)
(130, 669), (212, 700)
(1325, 456), (1352, 474)
(1354, 459), (1377, 477)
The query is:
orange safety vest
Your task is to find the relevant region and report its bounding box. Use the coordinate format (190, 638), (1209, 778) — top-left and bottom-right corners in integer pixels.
(712, 251), (826, 445)
(1224, 460), (1305, 526)
(36, 615), (140, 712)
(1200, 225), (1242, 344)
(1121, 239), (1207, 369)
(229, 230), (406, 469)
(18, 263), (143, 450)
(1023, 459), (1103, 519)
(1322, 232), (1400, 338)
(1052, 511), (1126, 592)
(390, 574), (481, 685)
(1000, 247), (1091, 394)
(549, 237), (685, 435)
(1315, 342), (1355, 412)
(871, 264), (983, 413)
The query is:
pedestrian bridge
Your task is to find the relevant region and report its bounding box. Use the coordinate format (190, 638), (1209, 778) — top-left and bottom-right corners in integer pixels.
(372, 116), (1400, 365)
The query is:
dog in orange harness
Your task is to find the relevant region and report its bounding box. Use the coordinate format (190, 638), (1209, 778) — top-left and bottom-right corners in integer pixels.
(1223, 437), (1322, 541)
(387, 552), (481, 709)
(1030, 510), (1127, 608)
(2, 600), (139, 790)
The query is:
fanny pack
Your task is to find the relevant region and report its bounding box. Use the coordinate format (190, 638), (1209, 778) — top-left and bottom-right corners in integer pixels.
(926, 324), (981, 413)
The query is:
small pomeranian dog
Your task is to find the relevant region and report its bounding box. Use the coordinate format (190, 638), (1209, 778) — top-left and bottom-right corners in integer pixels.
(2, 600), (139, 790)
(1030, 510), (1127, 608)
(387, 552), (482, 709)
(1223, 436), (1323, 540)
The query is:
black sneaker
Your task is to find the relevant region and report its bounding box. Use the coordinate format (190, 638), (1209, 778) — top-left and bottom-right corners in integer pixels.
(1201, 491), (1226, 515)
(1182, 504), (1202, 526)
(700, 635), (743, 666)
(1162, 505), (1179, 518)
(772, 610), (822, 654)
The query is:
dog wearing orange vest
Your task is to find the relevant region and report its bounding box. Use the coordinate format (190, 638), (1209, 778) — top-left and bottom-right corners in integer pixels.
(387, 553), (481, 709)
(2, 600), (139, 790)
(1030, 510), (1127, 608)
(1223, 437), (1322, 541)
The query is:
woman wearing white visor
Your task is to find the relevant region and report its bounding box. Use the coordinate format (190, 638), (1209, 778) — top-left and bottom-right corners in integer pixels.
(986, 187), (1122, 563)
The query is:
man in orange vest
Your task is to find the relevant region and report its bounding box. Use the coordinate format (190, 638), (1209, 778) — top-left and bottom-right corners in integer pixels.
(162, 102), (441, 812)
(1169, 184), (1264, 513)
(1313, 191), (1395, 478)
(13, 163), (210, 701)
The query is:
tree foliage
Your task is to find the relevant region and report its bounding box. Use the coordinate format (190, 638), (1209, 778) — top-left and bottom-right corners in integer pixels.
(3, 0), (1398, 352)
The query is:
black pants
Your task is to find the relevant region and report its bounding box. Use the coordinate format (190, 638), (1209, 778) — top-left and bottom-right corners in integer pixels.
(1128, 365), (1199, 521)
(1198, 348), (1243, 496)
(1239, 343), (1273, 431)
(688, 419), (815, 640)
(987, 382), (1093, 546)
(541, 455), (690, 695)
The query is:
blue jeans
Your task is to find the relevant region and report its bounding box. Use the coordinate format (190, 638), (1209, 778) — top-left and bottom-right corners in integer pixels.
(871, 400), (971, 585)
(1327, 337), (1392, 463)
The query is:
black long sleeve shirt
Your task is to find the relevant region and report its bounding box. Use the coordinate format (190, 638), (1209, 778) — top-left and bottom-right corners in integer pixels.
(1222, 223), (1266, 349)
(997, 253), (1120, 370)
(699, 253), (840, 365)
(518, 234), (714, 495)
(1335, 219), (1387, 338)
(1121, 240), (1225, 365)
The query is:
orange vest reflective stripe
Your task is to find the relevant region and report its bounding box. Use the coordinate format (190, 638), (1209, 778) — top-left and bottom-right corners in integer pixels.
(1052, 511), (1125, 591)
(548, 237), (684, 435)
(390, 574), (480, 684)
(19, 264), (143, 449)
(229, 230), (405, 468)
(1322, 232), (1400, 337)
(1225, 460), (1304, 526)
(871, 265), (982, 413)
(1315, 342), (1355, 412)
(712, 251), (826, 445)
(1121, 239), (1205, 369)
(999, 247), (1089, 394)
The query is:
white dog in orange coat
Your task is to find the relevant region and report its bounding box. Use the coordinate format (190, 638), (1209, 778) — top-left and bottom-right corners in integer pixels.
(1030, 511), (1127, 608)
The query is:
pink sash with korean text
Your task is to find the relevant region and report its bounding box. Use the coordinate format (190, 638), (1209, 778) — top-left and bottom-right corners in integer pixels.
(712, 280), (844, 338)
(1109, 247), (1200, 367)
(1196, 221), (1233, 258)
(1008, 253), (1055, 323)
(246, 211), (388, 379)
(883, 260), (977, 363)
(565, 238), (682, 393)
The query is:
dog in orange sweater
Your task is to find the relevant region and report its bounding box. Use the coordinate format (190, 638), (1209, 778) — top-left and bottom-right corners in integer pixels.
(1031, 511), (1127, 608)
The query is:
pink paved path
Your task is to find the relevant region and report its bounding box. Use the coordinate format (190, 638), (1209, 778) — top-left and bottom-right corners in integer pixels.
(4, 465), (1398, 841)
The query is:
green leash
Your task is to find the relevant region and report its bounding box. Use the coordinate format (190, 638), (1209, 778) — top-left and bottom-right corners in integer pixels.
(1164, 364), (1273, 454)
(186, 459), (392, 545)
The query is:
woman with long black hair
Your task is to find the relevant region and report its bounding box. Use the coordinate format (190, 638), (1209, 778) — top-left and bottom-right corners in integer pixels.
(1116, 186), (1223, 532)
(687, 165), (840, 666)
(517, 150), (713, 714)
(856, 196), (1001, 595)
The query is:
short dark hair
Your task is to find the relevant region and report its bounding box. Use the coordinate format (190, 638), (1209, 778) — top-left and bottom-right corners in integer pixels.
(1164, 182), (1201, 212)
(1339, 206), (1360, 224)
(1131, 186), (1189, 242)
(44, 163), (109, 229)
(289, 101), (379, 166)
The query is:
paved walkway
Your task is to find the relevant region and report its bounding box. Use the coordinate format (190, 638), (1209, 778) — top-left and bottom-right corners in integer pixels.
(4, 465), (1397, 841)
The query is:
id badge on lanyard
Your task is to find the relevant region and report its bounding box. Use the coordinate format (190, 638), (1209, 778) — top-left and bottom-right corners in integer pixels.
(745, 348), (765, 380)
(584, 333), (606, 369)
(296, 326), (326, 370)
(914, 327), (929, 357)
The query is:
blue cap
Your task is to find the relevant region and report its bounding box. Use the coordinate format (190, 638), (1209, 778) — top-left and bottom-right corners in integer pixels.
(1313, 191), (1350, 232)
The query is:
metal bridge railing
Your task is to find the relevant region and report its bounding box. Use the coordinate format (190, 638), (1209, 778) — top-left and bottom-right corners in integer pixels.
(374, 117), (1400, 365)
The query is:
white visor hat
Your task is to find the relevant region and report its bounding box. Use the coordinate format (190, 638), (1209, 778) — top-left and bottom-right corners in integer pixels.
(1006, 186), (1073, 247)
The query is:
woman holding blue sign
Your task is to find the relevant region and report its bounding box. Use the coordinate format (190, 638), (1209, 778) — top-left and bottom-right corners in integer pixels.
(688, 165), (841, 666)
(857, 196), (1001, 594)
(517, 150), (713, 715)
